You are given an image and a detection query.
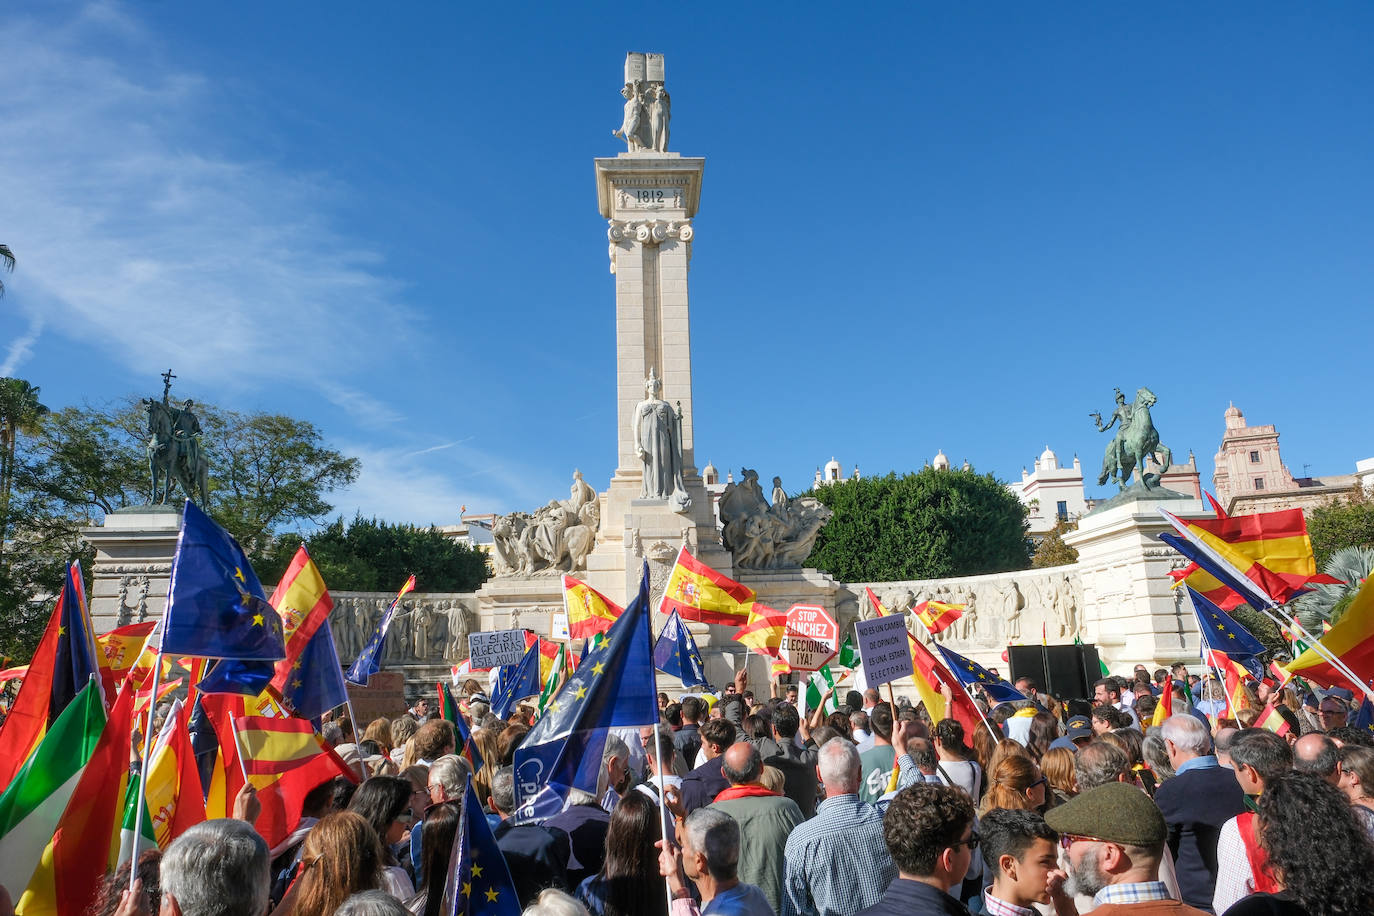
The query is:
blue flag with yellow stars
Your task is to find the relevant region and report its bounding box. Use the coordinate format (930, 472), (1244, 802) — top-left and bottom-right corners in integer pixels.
(1353, 698), (1374, 737)
(282, 618), (350, 721)
(491, 639), (543, 720)
(512, 563), (658, 821)
(1186, 587), (1266, 661)
(934, 644), (1024, 704)
(163, 500), (285, 661)
(653, 610), (709, 689)
(439, 776), (521, 916)
(345, 575), (416, 686)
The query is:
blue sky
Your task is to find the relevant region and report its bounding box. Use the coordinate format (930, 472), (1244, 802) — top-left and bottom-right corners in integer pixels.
(3, 2), (1371, 527)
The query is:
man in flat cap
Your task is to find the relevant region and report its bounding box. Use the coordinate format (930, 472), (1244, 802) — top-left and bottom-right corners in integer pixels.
(1046, 782), (1209, 916)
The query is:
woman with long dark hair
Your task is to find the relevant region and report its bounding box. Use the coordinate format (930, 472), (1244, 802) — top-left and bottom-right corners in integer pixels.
(1222, 772), (1374, 916)
(1024, 711), (1060, 761)
(404, 802), (460, 916)
(348, 776), (418, 899)
(575, 790), (667, 916)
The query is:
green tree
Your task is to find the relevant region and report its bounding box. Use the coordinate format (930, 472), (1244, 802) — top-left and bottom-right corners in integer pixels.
(803, 468), (1030, 582)
(1294, 545), (1374, 632)
(259, 514), (491, 593)
(2, 394), (362, 660)
(0, 244), (13, 298)
(1309, 489), (1374, 570)
(1031, 518), (1079, 568)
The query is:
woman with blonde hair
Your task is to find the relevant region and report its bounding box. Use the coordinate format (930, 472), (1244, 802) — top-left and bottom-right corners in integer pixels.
(288, 811), (384, 916)
(470, 728), (502, 804)
(363, 717), (394, 756)
(1039, 746), (1077, 808)
(978, 753), (1047, 816)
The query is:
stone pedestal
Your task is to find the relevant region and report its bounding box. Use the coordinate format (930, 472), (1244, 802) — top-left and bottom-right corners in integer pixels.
(83, 506), (183, 633)
(475, 577), (566, 636)
(1064, 495), (1210, 670)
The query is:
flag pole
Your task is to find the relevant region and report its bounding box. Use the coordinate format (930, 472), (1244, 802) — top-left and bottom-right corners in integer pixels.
(911, 612), (1002, 744)
(343, 694), (369, 781)
(1251, 602), (1374, 703)
(229, 714), (253, 785)
(128, 644), (164, 891)
(640, 557), (678, 916)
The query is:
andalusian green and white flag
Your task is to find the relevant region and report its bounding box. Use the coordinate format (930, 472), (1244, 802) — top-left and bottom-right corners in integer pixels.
(117, 765), (158, 865)
(804, 665), (839, 717)
(537, 644), (569, 715)
(836, 635), (860, 670)
(0, 681), (105, 898)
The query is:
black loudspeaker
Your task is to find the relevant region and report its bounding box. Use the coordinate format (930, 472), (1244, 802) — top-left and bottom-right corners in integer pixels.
(1007, 644), (1102, 702)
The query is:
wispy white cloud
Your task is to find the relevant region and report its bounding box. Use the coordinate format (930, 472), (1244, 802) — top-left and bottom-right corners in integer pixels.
(0, 315), (44, 376)
(0, 6), (415, 423)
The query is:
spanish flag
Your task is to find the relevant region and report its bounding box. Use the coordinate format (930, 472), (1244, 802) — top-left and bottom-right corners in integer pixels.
(661, 548), (755, 626)
(732, 604), (788, 657)
(915, 600), (964, 636)
(267, 546), (333, 694)
(1166, 507), (1338, 610)
(1206, 649), (1252, 714)
(562, 575), (622, 640)
(96, 622), (156, 699)
(1151, 680), (1173, 726)
(1284, 573), (1374, 690)
(1254, 702), (1292, 737)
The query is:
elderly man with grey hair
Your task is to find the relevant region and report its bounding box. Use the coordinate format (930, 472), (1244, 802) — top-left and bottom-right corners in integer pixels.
(1153, 714), (1246, 912)
(781, 737), (896, 916)
(152, 818), (271, 916)
(660, 808), (773, 916)
(705, 742), (803, 914)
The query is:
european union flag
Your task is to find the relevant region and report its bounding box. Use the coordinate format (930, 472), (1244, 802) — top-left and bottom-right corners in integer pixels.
(50, 562), (101, 721)
(1353, 698), (1374, 736)
(653, 610), (709, 689)
(1186, 587), (1266, 661)
(491, 639), (542, 720)
(163, 501), (285, 661)
(196, 657), (278, 696)
(345, 575), (415, 686)
(439, 777), (521, 916)
(281, 618), (349, 721)
(934, 644), (1024, 704)
(512, 564), (658, 821)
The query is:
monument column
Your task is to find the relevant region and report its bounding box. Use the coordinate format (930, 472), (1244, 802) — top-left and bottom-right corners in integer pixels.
(585, 52), (731, 607)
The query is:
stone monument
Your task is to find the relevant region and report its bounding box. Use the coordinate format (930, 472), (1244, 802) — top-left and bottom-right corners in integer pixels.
(87, 370), (207, 631)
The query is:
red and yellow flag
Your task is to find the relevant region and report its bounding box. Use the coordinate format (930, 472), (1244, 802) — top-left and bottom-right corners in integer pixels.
(1254, 702), (1292, 737)
(915, 600), (965, 635)
(267, 545), (333, 695)
(661, 548), (755, 625)
(1284, 573), (1374, 690)
(95, 622), (157, 698)
(1168, 508), (1338, 609)
(732, 604), (788, 657)
(1152, 680), (1174, 726)
(145, 702), (206, 847)
(1205, 649), (1251, 714)
(562, 575), (622, 639)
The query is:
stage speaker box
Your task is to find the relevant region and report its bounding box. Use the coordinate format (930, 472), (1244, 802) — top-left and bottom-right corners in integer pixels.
(1007, 644), (1102, 702)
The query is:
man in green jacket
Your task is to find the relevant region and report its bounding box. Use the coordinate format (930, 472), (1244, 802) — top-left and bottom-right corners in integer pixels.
(706, 742), (805, 914)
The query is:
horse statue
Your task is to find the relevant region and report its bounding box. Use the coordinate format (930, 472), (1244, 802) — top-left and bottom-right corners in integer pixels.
(1092, 386), (1173, 491)
(143, 397), (210, 505)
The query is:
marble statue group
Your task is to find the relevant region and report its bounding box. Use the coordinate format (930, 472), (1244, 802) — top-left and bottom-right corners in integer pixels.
(490, 470), (603, 577)
(718, 470), (832, 570)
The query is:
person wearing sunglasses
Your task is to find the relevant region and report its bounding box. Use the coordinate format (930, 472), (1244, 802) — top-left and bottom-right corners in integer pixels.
(1046, 782), (1209, 916)
(856, 783), (977, 916)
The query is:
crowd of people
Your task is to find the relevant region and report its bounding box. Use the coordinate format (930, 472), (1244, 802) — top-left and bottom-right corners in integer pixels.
(61, 665), (1374, 916)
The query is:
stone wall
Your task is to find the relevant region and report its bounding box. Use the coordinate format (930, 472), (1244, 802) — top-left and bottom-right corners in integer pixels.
(330, 591), (480, 668)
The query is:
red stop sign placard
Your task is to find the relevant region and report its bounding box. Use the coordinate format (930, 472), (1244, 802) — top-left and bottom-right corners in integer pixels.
(781, 604), (839, 672)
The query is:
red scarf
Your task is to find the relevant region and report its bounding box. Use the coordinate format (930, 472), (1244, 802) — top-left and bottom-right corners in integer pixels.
(713, 784), (780, 803)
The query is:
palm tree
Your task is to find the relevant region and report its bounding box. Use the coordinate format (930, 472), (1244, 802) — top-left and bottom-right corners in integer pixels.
(0, 378), (50, 550)
(1294, 545), (1374, 631)
(0, 244), (13, 297)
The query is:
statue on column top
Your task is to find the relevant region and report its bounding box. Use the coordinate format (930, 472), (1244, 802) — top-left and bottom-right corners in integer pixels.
(613, 52), (669, 153)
